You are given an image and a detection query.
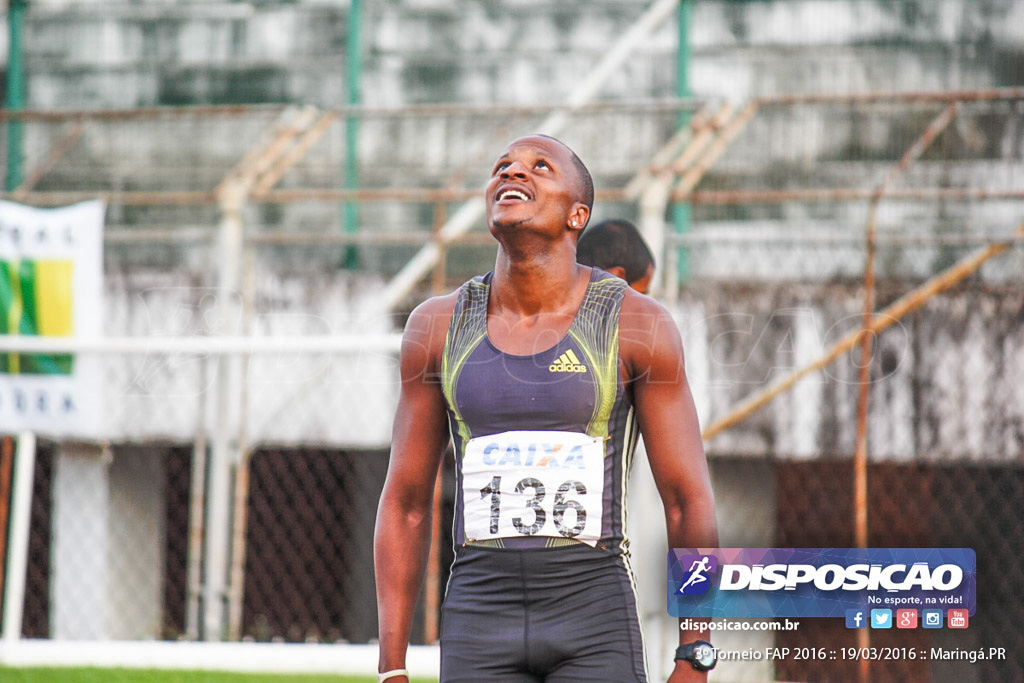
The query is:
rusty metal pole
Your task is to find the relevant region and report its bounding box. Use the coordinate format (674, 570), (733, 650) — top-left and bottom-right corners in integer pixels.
(0, 436), (13, 617)
(11, 122), (84, 202)
(854, 101), (960, 540)
(701, 219), (1024, 442)
(185, 373), (209, 641)
(852, 101), (958, 683)
(226, 241), (259, 642)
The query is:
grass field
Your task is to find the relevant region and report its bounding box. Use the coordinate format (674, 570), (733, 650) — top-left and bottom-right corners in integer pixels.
(0, 669), (438, 683)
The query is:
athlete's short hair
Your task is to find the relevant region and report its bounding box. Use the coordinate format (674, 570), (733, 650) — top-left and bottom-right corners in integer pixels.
(576, 219), (654, 285)
(537, 134), (594, 214)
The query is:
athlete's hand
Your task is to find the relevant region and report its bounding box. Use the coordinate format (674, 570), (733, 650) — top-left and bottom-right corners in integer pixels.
(667, 661), (708, 682)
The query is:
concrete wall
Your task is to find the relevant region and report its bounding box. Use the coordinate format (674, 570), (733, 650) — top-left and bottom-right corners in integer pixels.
(101, 269), (397, 448)
(678, 283), (1024, 462)
(7, 1), (1021, 255)
(90, 270), (1024, 463)
(5, 1), (1023, 110)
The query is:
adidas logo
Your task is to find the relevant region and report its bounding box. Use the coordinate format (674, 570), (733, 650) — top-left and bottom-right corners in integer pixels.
(549, 349), (587, 373)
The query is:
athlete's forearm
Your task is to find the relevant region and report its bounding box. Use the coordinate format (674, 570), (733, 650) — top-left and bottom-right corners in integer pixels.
(374, 493), (434, 671)
(668, 504), (715, 681)
(374, 310), (449, 673)
(666, 494), (717, 647)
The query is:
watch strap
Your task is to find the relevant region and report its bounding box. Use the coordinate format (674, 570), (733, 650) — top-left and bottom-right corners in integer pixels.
(674, 640), (717, 672)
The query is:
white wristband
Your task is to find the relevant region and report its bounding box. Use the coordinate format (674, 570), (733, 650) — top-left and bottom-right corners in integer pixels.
(378, 669), (409, 683)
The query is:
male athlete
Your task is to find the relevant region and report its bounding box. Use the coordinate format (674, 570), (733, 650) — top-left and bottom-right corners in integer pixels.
(374, 135), (718, 683)
(576, 218), (656, 294)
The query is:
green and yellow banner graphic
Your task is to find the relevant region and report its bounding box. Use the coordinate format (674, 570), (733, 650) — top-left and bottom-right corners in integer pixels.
(0, 200), (104, 437)
(1, 258), (75, 374)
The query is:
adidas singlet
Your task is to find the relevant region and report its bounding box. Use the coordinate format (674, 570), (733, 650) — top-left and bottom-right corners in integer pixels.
(440, 268), (639, 553)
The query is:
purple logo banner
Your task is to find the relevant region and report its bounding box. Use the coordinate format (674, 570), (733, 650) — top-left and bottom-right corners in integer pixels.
(668, 548), (976, 618)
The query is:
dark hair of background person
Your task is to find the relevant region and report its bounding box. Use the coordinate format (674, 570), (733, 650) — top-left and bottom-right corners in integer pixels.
(576, 219), (654, 284)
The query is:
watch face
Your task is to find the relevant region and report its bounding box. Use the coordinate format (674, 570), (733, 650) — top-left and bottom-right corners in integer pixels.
(694, 644), (716, 667)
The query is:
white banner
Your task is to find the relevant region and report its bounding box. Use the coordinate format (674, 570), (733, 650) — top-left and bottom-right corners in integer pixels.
(0, 200), (104, 437)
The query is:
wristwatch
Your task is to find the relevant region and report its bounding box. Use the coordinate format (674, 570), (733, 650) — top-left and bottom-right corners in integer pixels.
(675, 640), (717, 672)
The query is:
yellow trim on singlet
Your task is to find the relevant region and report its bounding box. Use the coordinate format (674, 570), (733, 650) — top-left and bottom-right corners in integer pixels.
(566, 276), (625, 439)
(441, 278), (490, 448)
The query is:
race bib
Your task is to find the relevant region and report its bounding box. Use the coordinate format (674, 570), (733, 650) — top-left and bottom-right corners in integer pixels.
(462, 430), (606, 546)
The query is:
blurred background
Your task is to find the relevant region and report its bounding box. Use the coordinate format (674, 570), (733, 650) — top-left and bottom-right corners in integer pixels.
(0, 1), (1022, 681)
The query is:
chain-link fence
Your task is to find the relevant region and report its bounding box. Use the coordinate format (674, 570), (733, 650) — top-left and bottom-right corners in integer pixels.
(9, 441), (1022, 681)
(773, 459), (1024, 683)
(0, 93), (1022, 681)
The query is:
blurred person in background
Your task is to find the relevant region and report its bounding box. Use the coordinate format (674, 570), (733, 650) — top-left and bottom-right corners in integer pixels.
(576, 218), (656, 295)
(374, 134), (717, 683)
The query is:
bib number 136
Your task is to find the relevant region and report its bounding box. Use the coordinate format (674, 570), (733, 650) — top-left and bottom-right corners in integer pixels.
(461, 430), (606, 546)
(480, 475), (587, 538)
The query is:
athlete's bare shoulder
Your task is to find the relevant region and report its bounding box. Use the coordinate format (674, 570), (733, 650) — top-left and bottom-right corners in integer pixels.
(402, 290), (460, 366)
(617, 287), (686, 382)
(407, 290), (459, 329)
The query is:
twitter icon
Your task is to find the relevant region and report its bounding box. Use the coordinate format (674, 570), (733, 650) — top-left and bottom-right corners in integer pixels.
(870, 609), (893, 629)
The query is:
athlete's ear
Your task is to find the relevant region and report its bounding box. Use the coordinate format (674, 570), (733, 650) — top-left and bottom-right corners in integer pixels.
(605, 265), (627, 280)
(567, 203), (589, 234)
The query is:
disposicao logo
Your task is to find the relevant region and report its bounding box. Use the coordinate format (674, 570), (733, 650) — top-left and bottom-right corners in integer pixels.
(675, 555), (718, 596)
(668, 548), (976, 619)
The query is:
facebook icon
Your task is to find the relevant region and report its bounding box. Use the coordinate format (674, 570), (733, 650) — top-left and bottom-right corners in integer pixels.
(846, 609), (866, 629)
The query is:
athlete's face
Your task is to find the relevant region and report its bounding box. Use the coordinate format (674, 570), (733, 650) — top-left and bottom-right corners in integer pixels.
(485, 136), (588, 239)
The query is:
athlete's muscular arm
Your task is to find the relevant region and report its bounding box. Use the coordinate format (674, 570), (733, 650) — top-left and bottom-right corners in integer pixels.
(374, 295), (456, 681)
(620, 292), (719, 683)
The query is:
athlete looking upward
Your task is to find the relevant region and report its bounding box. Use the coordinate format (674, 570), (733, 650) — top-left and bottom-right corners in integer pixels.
(374, 135), (718, 683)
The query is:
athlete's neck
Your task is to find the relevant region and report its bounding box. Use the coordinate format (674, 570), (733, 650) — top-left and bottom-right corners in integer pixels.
(491, 248), (586, 318)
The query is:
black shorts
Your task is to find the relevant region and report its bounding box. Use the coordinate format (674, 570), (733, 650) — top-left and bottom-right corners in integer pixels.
(439, 543), (648, 683)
